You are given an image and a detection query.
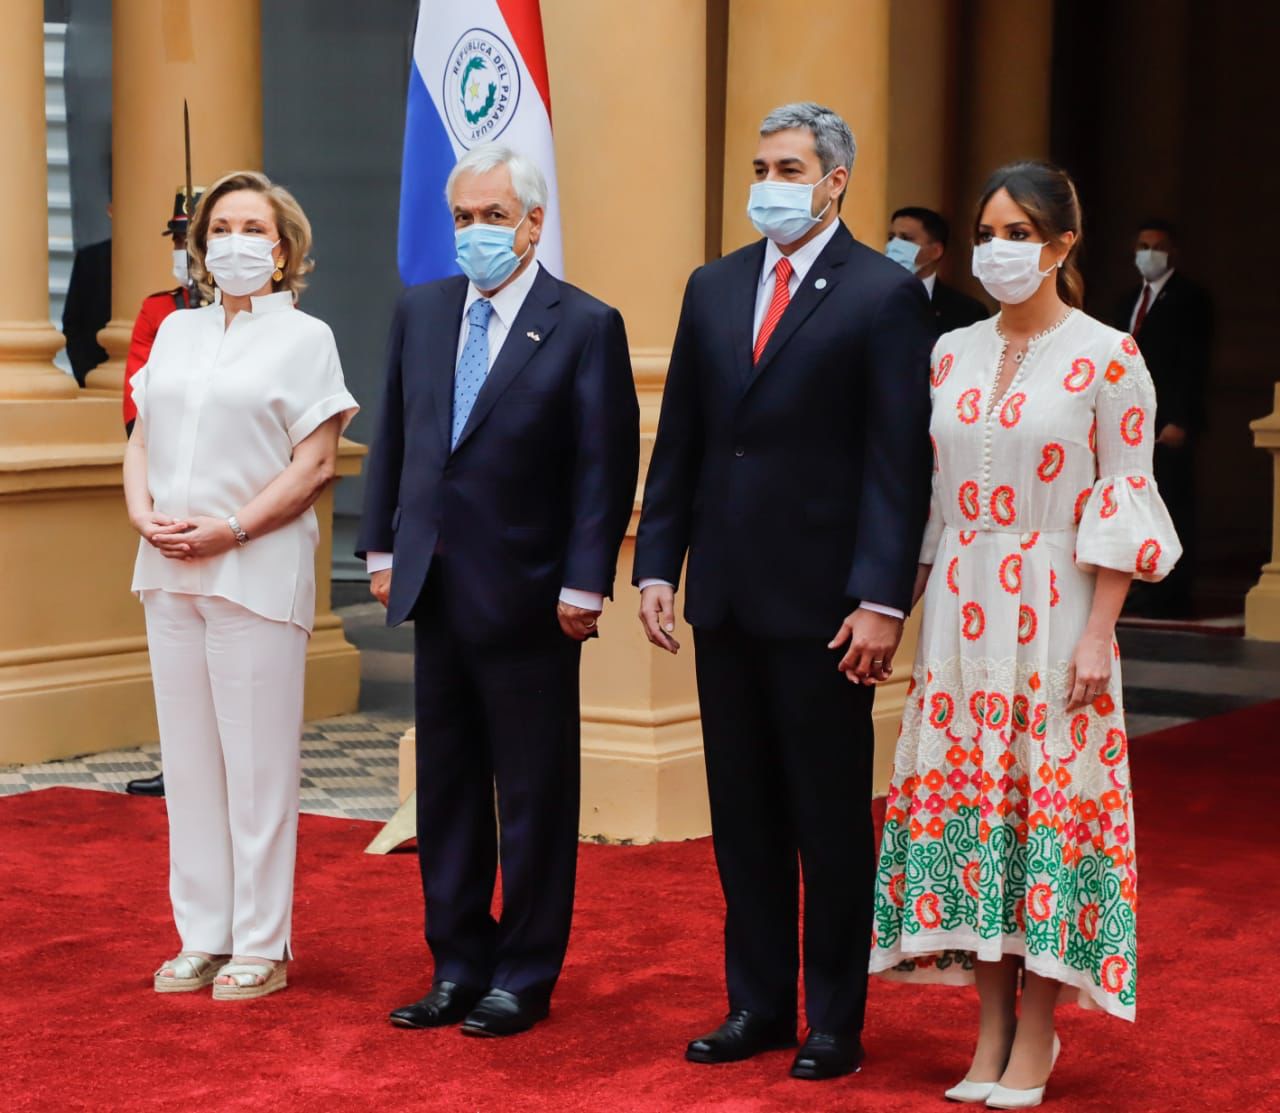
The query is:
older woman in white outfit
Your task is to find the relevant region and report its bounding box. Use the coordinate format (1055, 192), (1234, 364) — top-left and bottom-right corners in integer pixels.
(123, 170), (357, 1000)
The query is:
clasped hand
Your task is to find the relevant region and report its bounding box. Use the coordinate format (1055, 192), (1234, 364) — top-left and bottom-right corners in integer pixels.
(829, 607), (903, 685)
(135, 511), (236, 561)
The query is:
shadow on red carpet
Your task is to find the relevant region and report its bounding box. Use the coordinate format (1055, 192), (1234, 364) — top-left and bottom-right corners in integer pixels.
(4, 702), (1279, 1112)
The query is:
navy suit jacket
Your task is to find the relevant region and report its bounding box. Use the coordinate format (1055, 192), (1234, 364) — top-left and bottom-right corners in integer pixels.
(357, 265), (640, 638)
(633, 222), (934, 638)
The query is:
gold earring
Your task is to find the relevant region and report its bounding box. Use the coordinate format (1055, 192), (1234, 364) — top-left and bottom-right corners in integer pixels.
(272, 260), (284, 283)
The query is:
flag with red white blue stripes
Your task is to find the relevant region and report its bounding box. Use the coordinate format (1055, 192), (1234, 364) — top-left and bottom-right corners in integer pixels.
(398, 0), (563, 286)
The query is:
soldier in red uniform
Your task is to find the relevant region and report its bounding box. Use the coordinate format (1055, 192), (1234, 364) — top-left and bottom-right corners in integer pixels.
(124, 187), (204, 797)
(122, 187), (206, 437)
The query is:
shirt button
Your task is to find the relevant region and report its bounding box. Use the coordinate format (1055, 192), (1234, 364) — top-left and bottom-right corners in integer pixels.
(734, 447), (745, 458)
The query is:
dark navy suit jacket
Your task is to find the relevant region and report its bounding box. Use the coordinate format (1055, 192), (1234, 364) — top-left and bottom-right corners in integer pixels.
(634, 222), (934, 637)
(357, 265), (640, 639)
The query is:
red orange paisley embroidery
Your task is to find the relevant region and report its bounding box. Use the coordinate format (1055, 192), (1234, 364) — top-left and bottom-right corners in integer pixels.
(962, 601), (986, 641)
(1064, 357), (1095, 393)
(990, 485), (1016, 526)
(998, 553), (1022, 593)
(999, 392), (1026, 428)
(1120, 406), (1145, 446)
(1037, 442), (1065, 482)
(1136, 539), (1162, 574)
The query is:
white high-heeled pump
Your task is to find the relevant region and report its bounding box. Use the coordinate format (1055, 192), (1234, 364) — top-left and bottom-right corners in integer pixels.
(985, 1033), (1061, 1109)
(944, 1078), (998, 1103)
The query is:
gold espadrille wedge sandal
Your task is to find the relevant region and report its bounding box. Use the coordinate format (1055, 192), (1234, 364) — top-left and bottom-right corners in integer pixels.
(153, 953), (230, 993)
(211, 960), (288, 1001)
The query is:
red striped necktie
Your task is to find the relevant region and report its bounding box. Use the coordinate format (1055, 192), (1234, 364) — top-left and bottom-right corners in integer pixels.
(753, 256), (794, 364)
(1133, 284), (1152, 334)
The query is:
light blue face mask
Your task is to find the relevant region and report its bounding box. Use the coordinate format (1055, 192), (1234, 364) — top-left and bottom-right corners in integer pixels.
(885, 237), (922, 272)
(454, 214), (530, 291)
(747, 170), (833, 245)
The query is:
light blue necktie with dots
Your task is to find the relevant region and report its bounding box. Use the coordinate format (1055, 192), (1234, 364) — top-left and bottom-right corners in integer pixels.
(451, 298), (493, 449)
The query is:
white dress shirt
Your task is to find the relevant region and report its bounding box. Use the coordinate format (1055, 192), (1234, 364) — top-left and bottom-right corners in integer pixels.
(640, 219), (905, 622)
(366, 258), (604, 613)
(1129, 267), (1175, 332)
(920, 272), (937, 300)
(132, 291), (359, 632)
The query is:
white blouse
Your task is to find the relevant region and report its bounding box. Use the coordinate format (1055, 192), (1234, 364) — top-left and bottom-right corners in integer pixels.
(130, 291), (358, 632)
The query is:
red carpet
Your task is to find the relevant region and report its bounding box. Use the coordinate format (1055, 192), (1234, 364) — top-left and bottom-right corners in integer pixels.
(4, 703), (1279, 1112)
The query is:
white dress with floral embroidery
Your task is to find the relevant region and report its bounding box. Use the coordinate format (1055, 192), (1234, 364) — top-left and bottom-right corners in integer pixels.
(868, 310), (1180, 1021)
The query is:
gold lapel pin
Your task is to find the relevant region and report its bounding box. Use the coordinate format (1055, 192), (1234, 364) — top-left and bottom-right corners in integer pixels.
(527, 330), (541, 342)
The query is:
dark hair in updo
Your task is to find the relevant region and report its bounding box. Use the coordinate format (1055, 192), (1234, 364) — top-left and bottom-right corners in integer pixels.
(974, 160), (1084, 309)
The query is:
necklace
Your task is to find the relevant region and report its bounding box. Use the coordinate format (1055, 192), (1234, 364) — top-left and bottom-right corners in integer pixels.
(988, 308), (1075, 414)
(995, 307), (1075, 358)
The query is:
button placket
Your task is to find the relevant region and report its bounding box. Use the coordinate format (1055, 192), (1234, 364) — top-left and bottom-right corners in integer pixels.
(174, 316), (228, 520)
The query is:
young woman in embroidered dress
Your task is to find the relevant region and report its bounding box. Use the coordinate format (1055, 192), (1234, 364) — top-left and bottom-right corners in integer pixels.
(868, 162), (1180, 1109)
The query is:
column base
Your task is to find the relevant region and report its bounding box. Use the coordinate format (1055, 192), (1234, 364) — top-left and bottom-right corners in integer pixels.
(303, 613), (363, 720)
(0, 321), (76, 399)
(580, 705), (709, 843)
(1245, 564), (1280, 641)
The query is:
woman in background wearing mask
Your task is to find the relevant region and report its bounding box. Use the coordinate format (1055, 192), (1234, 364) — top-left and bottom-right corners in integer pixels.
(868, 162), (1179, 1108)
(124, 170), (358, 1000)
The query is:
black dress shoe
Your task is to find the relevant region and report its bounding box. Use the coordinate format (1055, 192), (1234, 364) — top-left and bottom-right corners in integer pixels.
(789, 1032), (865, 1080)
(389, 981), (484, 1029)
(685, 1010), (797, 1064)
(125, 773), (165, 797)
(460, 988), (549, 1037)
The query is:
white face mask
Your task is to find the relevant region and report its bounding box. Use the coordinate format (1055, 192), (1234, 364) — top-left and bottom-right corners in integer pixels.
(172, 249), (189, 285)
(971, 238), (1057, 304)
(205, 233), (280, 296)
(1135, 248), (1170, 283)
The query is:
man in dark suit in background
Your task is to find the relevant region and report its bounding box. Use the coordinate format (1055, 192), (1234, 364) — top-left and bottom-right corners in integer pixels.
(886, 205), (988, 336)
(1113, 218), (1212, 617)
(61, 235), (111, 385)
(634, 102), (934, 1081)
(358, 145), (639, 1038)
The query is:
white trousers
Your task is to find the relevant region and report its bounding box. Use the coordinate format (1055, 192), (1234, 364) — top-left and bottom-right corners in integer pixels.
(143, 589), (308, 959)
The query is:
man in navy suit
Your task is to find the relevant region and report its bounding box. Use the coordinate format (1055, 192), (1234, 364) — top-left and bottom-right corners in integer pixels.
(358, 145), (639, 1037)
(634, 103), (933, 1080)
(1113, 218), (1212, 617)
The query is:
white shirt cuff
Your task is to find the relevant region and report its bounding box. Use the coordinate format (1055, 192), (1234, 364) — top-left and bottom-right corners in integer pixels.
(859, 601), (905, 621)
(638, 578), (674, 592)
(366, 552), (393, 574)
(559, 587), (603, 612)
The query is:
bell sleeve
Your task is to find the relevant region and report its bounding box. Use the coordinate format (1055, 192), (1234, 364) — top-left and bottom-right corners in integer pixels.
(1075, 334), (1182, 582)
(285, 323), (359, 446)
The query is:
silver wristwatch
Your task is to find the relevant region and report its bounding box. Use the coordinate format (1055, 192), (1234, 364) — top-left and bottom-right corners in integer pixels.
(227, 515), (250, 546)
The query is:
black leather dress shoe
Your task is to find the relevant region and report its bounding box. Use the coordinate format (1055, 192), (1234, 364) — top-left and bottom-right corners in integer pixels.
(389, 981), (484, 1029)
(460, 988), (549, 1037)
(685, 1010), (797, 1064)
(125, 773), (165, 797)
(789, 1032), (865, 1080)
